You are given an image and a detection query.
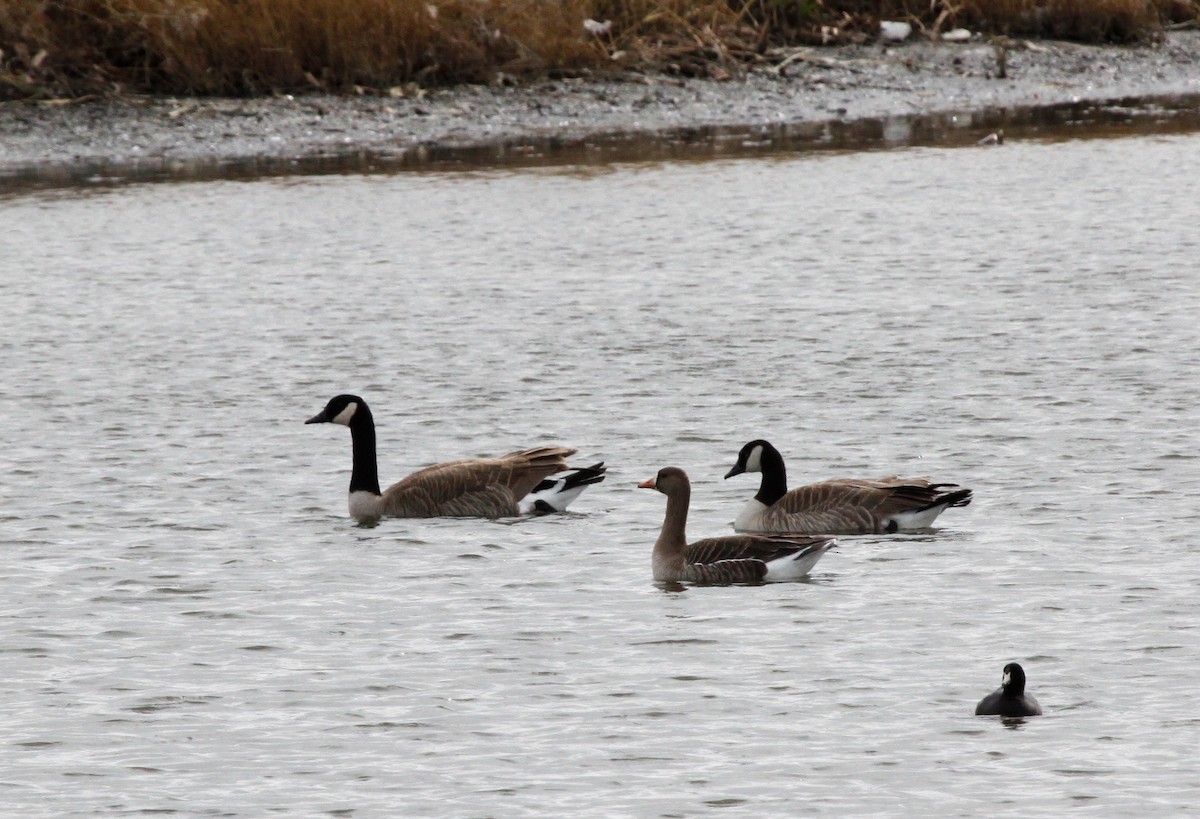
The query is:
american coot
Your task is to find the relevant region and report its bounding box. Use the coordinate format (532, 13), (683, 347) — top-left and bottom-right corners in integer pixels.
(975, 662), (1043, 717)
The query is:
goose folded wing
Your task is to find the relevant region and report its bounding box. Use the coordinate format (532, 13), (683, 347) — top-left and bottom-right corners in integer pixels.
(381, 458), (521, 517)
(856, 477), (968, 515)
(684, 534), (823, 565)
(778, 478), (952, 516)
(382, 451), (572, 517)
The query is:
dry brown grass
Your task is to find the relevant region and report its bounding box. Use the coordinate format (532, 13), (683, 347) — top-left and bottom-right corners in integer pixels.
(0, 0), (602, 96)
(956, 0), (1196, 41)
(1, 0), (1196, 99)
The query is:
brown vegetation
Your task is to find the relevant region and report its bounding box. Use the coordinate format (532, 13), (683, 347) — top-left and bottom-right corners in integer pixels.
(1, 0), (1197, 99)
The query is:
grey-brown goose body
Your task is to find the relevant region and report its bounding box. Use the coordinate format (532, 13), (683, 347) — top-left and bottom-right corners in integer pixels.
(725, 439), (972, 534)
(639, 467), (835, 584)
(306, 394), (605, 522)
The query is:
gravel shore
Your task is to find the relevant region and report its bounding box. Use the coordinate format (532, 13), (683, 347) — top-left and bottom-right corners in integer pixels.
(2, 31), (1199, 185)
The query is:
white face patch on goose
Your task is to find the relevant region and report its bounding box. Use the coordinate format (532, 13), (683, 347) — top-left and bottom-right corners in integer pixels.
(744, 445), (764, 473)
(1002, 670), (1012, 687)
(331, 401), (358, 426)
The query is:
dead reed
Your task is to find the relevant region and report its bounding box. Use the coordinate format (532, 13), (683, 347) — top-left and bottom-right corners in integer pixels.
(1, 0), (1196, 99)
(957, 0), (1195, 42)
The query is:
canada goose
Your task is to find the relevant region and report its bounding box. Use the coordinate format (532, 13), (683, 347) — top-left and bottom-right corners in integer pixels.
(724, 439), (972, 534)
(639, 467), (836, 584)
(975, 662), (1042, 717)
(305, 394), (606, 522)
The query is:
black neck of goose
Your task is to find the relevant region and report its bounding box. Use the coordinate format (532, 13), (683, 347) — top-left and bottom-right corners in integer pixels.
(347, 406), (382, 496)
(755, 444), (789, 506)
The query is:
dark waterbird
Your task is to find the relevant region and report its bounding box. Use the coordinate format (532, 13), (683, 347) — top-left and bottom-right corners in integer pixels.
(975, 662), (1042, 717)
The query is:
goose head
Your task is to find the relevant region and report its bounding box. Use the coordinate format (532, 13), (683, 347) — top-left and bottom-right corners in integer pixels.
(724, 439), (773, 479)
(638, 466), (690, 495)
(306, 394), (366, 427)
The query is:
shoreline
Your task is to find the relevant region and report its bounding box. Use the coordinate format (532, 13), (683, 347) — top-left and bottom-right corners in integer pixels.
(2, 32), (1200, 188)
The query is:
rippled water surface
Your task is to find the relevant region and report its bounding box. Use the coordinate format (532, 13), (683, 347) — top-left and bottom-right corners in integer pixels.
(3, 132), (1200, 817)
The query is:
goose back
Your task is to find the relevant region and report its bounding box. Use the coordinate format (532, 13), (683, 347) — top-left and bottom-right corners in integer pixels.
(381, 447), (577, 518)
(748, 477), (972, 534)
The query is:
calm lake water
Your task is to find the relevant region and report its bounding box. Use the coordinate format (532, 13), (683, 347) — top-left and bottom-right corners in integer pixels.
(3, 129), (1200, 817)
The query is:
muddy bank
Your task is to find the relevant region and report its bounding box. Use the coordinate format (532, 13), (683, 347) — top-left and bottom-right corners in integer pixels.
(2, 32), (1199, 188)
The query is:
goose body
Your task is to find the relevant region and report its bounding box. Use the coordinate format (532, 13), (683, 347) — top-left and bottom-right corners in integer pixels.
(975, 662), (1042, 717)
(725, 440), (972, 535)
(639, 467), (836, 584)
(306, 394), (605, 523)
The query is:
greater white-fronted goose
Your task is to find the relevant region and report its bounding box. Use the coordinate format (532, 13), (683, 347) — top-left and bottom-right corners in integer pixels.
(975, 662), (1042, 717)
(639, 466), (836, 584)
(306, 394), (606, 523)
(724, 439), (972, 534)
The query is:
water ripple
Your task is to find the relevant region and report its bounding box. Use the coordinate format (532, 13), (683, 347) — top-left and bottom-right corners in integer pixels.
(2, 133), (1200, 816)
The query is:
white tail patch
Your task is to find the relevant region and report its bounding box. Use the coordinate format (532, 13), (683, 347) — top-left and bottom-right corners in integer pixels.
(518, 479), (586, 514)
(762, 541), (834, 582)
(517, 466), (604, 515)
(888, 503), (951, 531)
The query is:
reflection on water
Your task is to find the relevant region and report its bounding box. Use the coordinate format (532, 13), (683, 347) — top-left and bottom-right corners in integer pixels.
(2, 130), (1200, 816)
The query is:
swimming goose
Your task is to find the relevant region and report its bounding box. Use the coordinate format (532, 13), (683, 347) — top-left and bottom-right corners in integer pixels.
(724, 439), (972, 534)
(639, 467), (836, 584)
(975, 662), (1042, 717)
(305, 394), (606, 522)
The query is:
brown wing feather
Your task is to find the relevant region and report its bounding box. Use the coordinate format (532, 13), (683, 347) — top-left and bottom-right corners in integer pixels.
(768, 478), (964, 532)
(778, 479), (923, 514)
(500, 446), (578, 499)
(684, 534), (822, 564)
(381, 447), (576, 518)
(681, 534), (830, 584)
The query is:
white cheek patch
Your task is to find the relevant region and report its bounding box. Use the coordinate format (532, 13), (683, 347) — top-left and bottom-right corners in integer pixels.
(332, 401), (358, 426)
(1002, 671), (1011, 687)
(745, 445), (763, 473)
